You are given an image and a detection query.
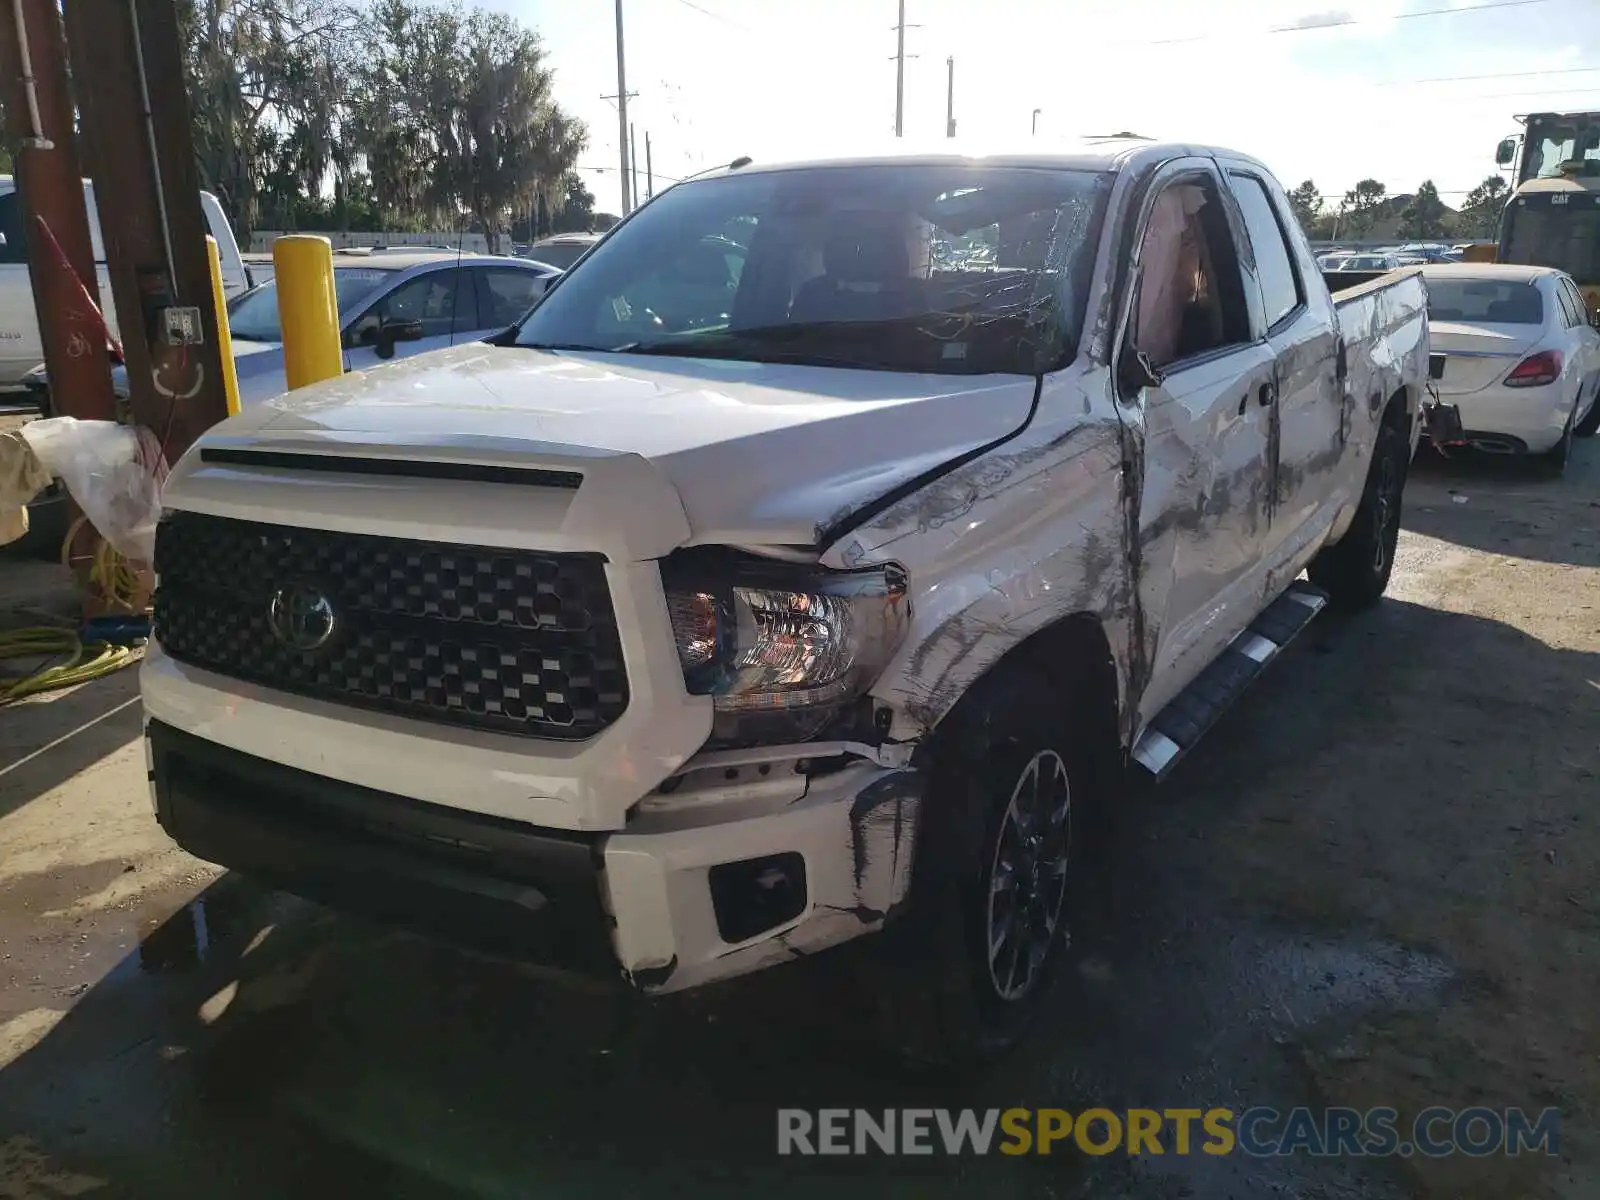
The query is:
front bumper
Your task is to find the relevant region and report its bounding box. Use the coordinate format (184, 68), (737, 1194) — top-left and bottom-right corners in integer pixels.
(147, 719), (923, 993)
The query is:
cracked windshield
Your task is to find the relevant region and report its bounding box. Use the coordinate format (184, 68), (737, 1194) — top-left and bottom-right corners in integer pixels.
(1, 0), (1596, 1199)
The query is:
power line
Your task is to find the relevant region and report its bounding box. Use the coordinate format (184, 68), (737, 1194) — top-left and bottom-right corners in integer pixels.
(1380, 64), (1600, 87)
(1146, 0), (1555, 45)
(666, 0), (752, 30)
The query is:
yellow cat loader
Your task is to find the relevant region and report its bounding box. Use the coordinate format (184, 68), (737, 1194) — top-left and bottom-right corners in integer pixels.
(1486, 112), (1600, 313)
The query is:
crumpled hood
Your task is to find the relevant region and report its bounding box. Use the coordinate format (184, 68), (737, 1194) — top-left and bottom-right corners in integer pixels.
(234, 342), (1040, 547)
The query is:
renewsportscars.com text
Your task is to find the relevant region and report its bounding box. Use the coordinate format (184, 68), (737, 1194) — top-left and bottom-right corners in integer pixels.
(777, 1106), (1561, 1158)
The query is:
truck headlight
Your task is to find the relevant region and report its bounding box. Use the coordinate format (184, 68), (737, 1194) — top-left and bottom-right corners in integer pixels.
(662, 549), (910, 739)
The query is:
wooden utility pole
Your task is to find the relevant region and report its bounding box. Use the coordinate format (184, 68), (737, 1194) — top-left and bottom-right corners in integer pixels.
(945, 56), (956, 138)
(62, 0), (230, 461)
(0, 0), (117, 421)
(614, 0), (632, 214)
(893, 0), (906, 137)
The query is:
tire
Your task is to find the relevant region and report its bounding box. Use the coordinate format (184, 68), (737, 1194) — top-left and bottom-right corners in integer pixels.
(872, 663), (1107, 1067)
(1309, 415), (1408, 612)
(1540, 410), (1575, 476)
(1574, 384), (1600, 438)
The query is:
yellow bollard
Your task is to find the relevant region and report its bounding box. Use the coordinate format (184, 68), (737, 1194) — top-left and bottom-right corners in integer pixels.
(205, 235), (242, 417)
(272, 234), (343, 390)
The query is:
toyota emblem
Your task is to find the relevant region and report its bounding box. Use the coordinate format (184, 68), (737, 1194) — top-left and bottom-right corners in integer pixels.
(268, 582), (338, 652)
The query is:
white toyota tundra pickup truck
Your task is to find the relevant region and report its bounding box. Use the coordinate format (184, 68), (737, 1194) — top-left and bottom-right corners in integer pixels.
(143, 141), (1433, 1060)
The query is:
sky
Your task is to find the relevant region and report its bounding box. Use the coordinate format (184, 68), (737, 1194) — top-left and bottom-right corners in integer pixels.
(493, 0), (1600, 218)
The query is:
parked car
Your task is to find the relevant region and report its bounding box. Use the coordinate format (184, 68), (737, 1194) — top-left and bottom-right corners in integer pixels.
(1334, 253), (1402, 271)
(1423, 262), (1600, 471)
(143, 141), (1433, 1061)
(165, 252), (559, 407)
(0, 177), (250, 387)
(521, 232), (602, 270)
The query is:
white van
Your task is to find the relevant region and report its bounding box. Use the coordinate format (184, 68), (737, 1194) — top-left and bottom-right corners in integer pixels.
(0, 178), (250, 387)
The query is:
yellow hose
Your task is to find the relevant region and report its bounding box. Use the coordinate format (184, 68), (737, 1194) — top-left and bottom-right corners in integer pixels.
(0, 627), (141, 704)
(0, 517), (150, 704)
(63, 515), (149, 613)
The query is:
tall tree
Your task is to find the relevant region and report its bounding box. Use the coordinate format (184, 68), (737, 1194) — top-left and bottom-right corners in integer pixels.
(1341, 179), (1388, 236)
(1286, 180), (1322, 233)
(1399, 180), (1447, 239)
(177, 0), (359, 242)
(1456, 174), (1509, 239)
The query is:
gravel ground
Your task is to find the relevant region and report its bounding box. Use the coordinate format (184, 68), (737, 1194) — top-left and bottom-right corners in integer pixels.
(0, 438), (1593, 1199)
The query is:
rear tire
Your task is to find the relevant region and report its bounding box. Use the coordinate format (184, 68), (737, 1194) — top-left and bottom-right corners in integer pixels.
(1540, 411), (1575, 476)
(873, 663), (1107, 1068)
(1574, 385), (1600, 438)
(1309, 415), (1408, 612)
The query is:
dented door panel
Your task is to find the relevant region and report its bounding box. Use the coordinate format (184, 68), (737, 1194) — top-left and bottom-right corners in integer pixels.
(1133, 341), (1276, 726)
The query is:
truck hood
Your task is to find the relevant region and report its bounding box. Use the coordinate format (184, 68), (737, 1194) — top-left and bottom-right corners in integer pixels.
(234, 342), (1039, 548)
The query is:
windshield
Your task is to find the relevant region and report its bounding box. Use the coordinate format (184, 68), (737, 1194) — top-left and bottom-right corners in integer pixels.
(1500, 193), (1600, 283)
(1425, 277), (1544, 324)
(526, 241), (594, 270)
(513, 164), (1112, 375)
(226, 267), (394, 342)
(1520, 113), (1600, 183)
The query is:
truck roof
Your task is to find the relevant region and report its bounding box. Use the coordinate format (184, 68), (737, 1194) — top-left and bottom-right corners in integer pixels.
(693, 138), (1271, 182)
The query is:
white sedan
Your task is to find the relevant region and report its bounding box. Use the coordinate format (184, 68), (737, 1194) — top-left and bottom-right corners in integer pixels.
(1423, 263), (1600, 473)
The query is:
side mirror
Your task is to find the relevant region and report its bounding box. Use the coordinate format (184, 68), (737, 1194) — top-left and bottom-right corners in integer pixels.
(1117, 345), (1164, 396)
(1495, 137), (1517, 168)
(374, 318), (424, 359)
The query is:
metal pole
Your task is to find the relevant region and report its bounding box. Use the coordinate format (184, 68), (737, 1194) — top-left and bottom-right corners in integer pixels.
(646, 132), (654, 198)
(0, 0), (116, 421)
(614, 0), (631, 214)
(894, 0), (906, 137)
(64, 0), (231, 454)
(630, 122), (639, 209)
(1032, 108), (1041, 136)
(945, 56), (955, 138)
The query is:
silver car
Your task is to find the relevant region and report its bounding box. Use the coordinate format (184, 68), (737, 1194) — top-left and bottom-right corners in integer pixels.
(215, 251), (560, 406)
(1424, 263), (1600, 473)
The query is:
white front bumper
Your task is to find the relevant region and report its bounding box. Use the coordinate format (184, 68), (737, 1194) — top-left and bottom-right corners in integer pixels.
(603, 760), (920, 991)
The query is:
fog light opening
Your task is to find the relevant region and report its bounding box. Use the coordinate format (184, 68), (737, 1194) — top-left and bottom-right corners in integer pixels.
(708, 852), (808, 944)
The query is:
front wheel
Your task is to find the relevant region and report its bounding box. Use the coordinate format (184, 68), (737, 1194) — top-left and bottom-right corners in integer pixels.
(1309, 417), (1408, 612)
(872, 665), (1105, 1067)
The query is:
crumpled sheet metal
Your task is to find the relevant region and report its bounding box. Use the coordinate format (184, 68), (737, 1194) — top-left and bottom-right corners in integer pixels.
(825, 366), (1141, 742)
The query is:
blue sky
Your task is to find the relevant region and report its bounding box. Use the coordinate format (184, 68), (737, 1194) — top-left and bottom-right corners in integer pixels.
(494, 0), (1600, 217)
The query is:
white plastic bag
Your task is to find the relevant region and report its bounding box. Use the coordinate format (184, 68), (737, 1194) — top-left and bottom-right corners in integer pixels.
(19, 417), (167, 563)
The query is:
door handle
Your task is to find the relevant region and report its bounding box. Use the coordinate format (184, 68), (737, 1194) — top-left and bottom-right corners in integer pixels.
(1258, 383), (1276, 406)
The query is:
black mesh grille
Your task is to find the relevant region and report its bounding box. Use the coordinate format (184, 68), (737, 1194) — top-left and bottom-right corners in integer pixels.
(153, 512), (629, 740)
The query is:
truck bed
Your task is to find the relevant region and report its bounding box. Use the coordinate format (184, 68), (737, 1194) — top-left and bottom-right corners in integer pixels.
(1324, 266), (1430, 447)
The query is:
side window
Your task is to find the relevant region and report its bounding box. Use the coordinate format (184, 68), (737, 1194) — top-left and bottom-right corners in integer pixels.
(0, 192), (25, 264)
(1132, 175), (1252, 370)
(1554, 280), (1580, 328)
(349, 269), (468, 345)
(477, 268), (548, 328)
(1563, 279), (1589, 326)
(1229, 173), (1303, 330)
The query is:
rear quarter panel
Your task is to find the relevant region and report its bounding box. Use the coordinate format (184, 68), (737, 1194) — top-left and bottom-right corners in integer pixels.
(1325, 269), (1430, 542)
